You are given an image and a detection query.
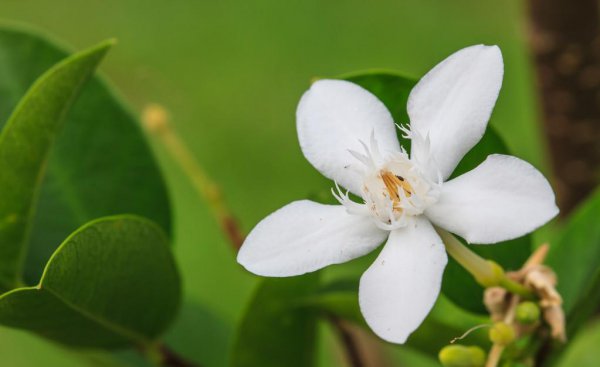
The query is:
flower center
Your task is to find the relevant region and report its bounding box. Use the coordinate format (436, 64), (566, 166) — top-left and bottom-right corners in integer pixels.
(380, 170), (413, 204)
(333, 135), (440, 230)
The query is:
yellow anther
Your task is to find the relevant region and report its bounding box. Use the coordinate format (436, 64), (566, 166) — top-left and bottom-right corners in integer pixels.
(380, 170), (412, 205)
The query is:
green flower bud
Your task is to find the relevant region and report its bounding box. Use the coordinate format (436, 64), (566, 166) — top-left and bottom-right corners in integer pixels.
(439, 344), (486, 367)
(515, 301), (541, 325)
(489, 322), (516, 346)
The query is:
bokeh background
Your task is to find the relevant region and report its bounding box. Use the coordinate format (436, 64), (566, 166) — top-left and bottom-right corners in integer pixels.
(0, 1), (581, 366)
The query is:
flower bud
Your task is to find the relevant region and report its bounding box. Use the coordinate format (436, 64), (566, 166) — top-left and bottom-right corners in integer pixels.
(438, 345), (486, 367)
(489, 322), (516, 346)
(515, 301), (541, 325)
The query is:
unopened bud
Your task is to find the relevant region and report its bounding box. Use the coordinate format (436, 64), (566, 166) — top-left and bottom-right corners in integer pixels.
(439, 345), (486, 367)
(516, 301), (541, 325)
(489, 322), (516, 346)
(142, 104), (170, 134)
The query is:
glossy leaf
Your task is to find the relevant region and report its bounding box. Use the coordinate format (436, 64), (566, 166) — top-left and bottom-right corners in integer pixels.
(0, 37), (112, 291)
(339, 71), (531, 314)
(0, 26), (171, 287)
(546, 189), (600, 335)
(231, 274), (320, 367)
(0, 215), (180, 348)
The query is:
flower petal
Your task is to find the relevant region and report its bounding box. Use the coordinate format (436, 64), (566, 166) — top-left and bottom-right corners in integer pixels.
(297, 79), (401, 195)
(237, 200), (388, 277)
(425, 154), (559, 244)
(408, 45), (504, 180)
(359, 217), (447, 343)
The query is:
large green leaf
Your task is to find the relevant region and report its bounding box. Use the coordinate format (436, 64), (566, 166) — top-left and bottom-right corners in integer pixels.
(0, 37), (112, 291)
(0, 215), (180, 349)
(554, 319), (600, 367)
(546, 189), (600, 334)
(339, 71), (531, 314)
(303, 280), (489, 357)
(0, 325), (131, 367)
(231, 274), (320, 367)
(0, 26), (171, 287)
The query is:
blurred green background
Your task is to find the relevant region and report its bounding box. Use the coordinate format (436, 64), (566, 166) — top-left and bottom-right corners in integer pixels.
(0, 1), (547, 366)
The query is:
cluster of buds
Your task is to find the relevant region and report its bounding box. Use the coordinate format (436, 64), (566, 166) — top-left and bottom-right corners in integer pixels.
(439, 245), (566, 367)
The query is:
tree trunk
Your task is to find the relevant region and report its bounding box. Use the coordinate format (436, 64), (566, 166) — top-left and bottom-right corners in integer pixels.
(528, 0), (600, 215)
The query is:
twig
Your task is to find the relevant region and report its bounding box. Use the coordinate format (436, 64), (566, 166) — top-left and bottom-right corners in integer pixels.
(142, 103), (367, 366)
(139, 343), (200, 367)
(486, 295), (520, 367)
(328, 315), (365, 367)
(157, 344), (200, 367)
(142, 104), (244, 250)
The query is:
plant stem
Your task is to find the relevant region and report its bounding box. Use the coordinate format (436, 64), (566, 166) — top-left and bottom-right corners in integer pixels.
(499, 277), (534, 299)
(436, 228), (500, 286)
(142, 104), (244, 250)
(485, 344), (505, 367)
(328, 316), (364, 367)
(435, 228), (535, 298)
(486, 295), (520, 367)
(143, 104), (368, 366)
(142, 343), (200, 367)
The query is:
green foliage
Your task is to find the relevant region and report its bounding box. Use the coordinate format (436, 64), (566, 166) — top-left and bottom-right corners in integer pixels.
(554, 319), (600, 367)
(231, 274), (320, 367)
(0, 37), (112, 291)
(0, 27), (181, 354)
(0, 326), (129, 367)
(0, 216), (180, 349)
(546, 189), (600, 334)
(0, 27), (171, 286)
(339, 71), (531, 314)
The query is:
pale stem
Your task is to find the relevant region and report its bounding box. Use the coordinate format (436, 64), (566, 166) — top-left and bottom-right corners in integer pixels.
(435, 227), (534, 298)
(142, 104), (244, 249)
(486, 295), (520, 367)
(436, 228), (494, 283)
(142, 104), (367, 365)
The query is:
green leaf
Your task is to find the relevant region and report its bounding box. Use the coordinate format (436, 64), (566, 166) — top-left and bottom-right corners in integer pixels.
(0, 325), (132, 367)
(554, 319), (600, 367)
(231, 274), (320, 367)
(0, 36), (112, 291)
(0, 215), (180, 348)
(0, 26), (171, 288)
(338, 71), (531, 314)
(546, 189), (600, 334)
(341, 69), (415, 125)
(303, 280), (489, 357)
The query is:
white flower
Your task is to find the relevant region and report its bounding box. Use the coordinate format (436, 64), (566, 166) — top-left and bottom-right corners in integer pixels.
(237, 45), (559, 343)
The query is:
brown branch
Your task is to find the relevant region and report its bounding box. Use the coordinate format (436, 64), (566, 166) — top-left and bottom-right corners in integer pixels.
(328, 315), (365, 367)
(143, 103), (370, 366)
(142, 104), (244, 251)
(157, 344), (200, 367)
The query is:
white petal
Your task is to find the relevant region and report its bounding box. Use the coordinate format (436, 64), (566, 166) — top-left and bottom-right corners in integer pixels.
(297, 79), (401, 195)
(425, 154), (559, 244)
(237, 200), (388, 277)
(408, 45), (504, 180)
(359, 217), (447, 343)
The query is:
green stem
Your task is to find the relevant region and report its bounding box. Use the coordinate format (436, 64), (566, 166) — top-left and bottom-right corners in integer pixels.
(436, 228), (501, 287)
(435, 227), (535, 298)
(500, 278), (534, 299)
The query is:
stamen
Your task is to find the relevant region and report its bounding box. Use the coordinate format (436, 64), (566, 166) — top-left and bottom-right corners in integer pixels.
(380, 170), (413, 202)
